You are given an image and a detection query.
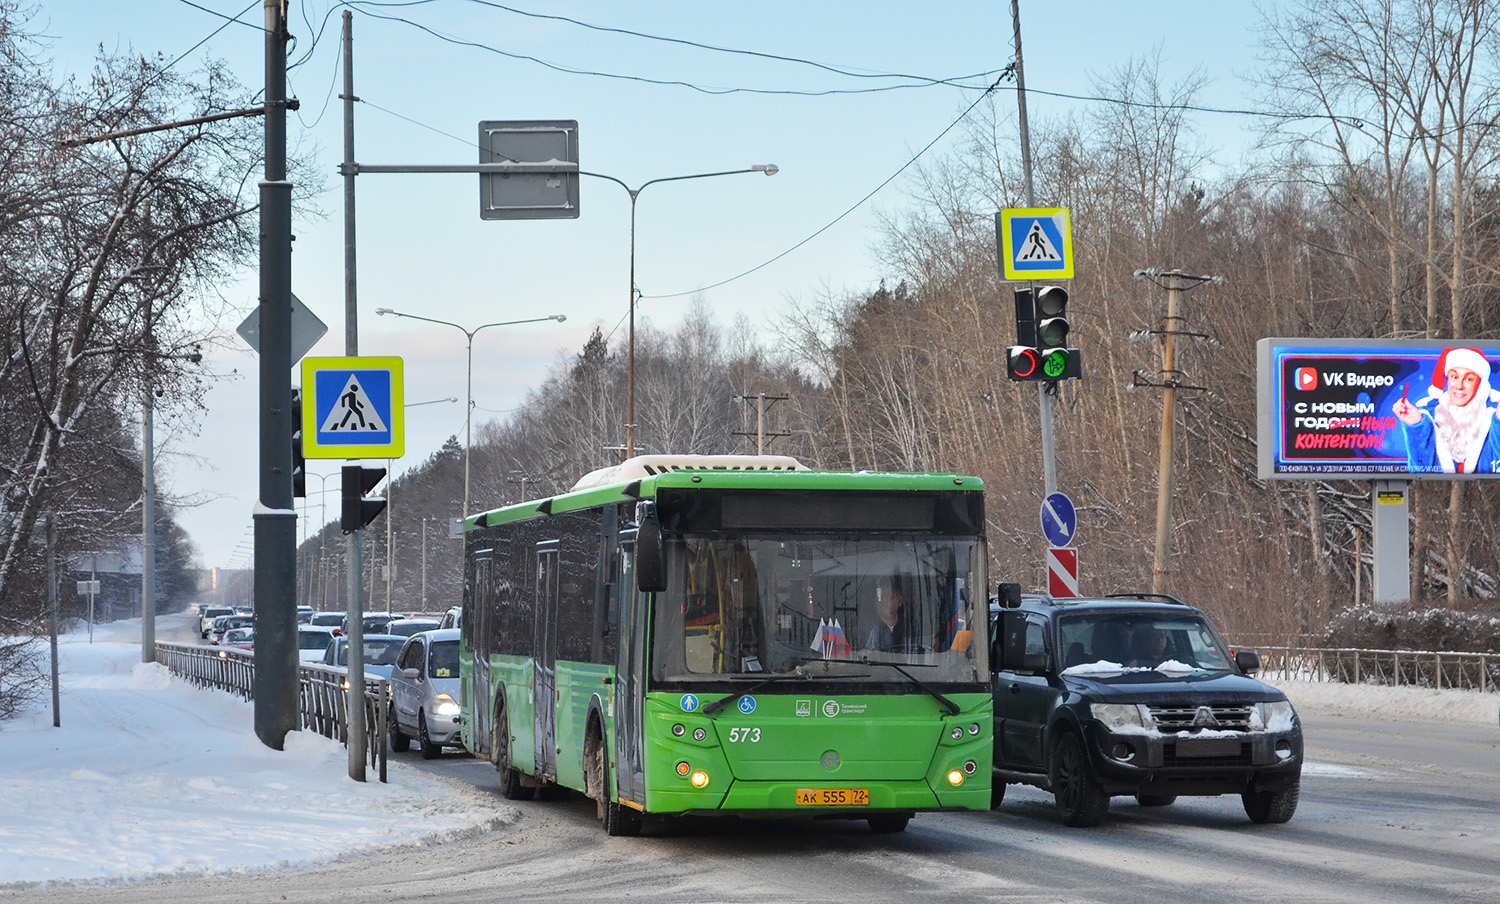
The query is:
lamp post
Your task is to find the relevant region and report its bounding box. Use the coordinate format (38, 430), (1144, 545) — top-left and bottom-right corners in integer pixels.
(303, 471), (337, 609)
(381, 396), (458, 610)
(583, 164), (778, 458)
(141, 343), (201, 663)
(374, 309), (565, 524)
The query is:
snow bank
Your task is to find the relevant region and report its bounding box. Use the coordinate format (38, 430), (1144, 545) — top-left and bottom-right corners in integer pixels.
(0, 614), (504, 889)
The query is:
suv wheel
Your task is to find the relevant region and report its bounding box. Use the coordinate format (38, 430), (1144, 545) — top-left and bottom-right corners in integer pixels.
(1051, 732), (1109, 827)
(1243, 779), (1300, 824)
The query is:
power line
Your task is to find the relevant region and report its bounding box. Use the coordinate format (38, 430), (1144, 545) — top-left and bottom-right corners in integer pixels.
(644, 77), (1006, 301)
(343, 3), (1004, 97)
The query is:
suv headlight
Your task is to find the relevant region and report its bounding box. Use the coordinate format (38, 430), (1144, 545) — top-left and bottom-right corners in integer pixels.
(433, 693), (461, 717)
(1252, 699), (1296, 732)
(1090, 703), (1148, 731)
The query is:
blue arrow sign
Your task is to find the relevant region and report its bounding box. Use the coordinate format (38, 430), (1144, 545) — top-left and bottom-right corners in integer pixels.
(1041, 492), (1077, 547)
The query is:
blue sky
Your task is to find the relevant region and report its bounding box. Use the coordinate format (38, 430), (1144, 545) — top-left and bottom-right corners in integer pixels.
(38, 1), (1268, 568)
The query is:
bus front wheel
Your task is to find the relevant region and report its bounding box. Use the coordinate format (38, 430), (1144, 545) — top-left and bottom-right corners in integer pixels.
(587, 723), (640, 836)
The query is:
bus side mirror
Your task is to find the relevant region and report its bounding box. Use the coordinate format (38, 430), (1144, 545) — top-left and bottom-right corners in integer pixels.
(635, 502), (667, 593)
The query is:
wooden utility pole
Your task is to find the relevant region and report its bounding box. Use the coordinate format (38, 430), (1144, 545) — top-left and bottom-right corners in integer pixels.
(1131, 269), (1216, 595)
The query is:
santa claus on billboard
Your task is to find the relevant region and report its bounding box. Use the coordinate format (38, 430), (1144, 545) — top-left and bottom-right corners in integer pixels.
(1392, 347), (1500, 473)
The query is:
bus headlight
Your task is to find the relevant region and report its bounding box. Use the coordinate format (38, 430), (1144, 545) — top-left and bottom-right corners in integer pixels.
(690, 771), (710, 788)
(947, 769), (965, 787)
(433, 694), (461, 717)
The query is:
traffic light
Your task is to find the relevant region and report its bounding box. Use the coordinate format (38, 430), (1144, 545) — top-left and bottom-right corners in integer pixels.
(341, 464), (386, 533)
(1006, 285), (1080, 382)
(290, 388), (306, 498)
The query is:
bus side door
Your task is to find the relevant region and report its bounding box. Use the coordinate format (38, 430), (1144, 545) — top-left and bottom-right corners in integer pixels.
(534, 540), (560, 780)
(613, 533), (647, 806)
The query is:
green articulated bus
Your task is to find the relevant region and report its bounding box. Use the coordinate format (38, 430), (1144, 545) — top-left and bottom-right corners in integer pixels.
(458, 454), (992, 835)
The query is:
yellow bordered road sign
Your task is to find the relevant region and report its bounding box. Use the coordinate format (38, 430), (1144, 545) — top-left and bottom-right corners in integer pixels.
(301, 356), (404, 459)
(998, 207), (1074, 281)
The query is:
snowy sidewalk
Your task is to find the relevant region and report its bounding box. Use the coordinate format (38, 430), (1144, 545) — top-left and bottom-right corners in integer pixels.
(0, 615), (500, 888)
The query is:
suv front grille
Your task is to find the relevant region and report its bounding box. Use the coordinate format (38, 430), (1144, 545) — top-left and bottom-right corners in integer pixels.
(1146, 703), (1254, 732)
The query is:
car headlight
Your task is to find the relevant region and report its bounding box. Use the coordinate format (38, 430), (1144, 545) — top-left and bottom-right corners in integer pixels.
(1090, 702), (1148, 731)
(433, 694), (461, 717)
(1253, 699), (1297, 732)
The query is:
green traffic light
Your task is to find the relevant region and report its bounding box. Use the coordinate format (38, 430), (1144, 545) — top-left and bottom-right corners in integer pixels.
(1041, 348), (1071, 378)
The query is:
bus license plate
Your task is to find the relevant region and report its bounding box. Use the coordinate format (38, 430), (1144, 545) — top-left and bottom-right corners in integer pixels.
(795, 788), (869, 806)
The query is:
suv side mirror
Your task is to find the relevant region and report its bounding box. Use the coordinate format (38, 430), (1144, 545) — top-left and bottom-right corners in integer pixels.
(1234, 649), (1261, 676)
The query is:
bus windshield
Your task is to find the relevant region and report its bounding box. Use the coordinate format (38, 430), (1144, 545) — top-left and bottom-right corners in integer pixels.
(651, 534), (986, 684)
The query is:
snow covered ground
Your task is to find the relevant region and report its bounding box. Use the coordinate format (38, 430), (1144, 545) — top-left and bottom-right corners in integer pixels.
(0, 613), (1495, 889)
(0, 614), (501, 889)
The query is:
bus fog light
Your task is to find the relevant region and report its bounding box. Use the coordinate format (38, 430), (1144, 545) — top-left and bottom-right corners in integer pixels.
(950, 727), (964, 740)
(968, 723), (980, 735)
(947, 769), (965, 787)
(671, 723), (685, 737)
(963, 760), (977, 775)
(690, 771), (710, 788)
(676, 761), (691, 776)
(693, 727), (707, 742)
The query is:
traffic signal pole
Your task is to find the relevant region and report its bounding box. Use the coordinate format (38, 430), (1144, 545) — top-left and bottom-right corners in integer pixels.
(253, 0), (299, 750)
(1010, 0), (1057, 496)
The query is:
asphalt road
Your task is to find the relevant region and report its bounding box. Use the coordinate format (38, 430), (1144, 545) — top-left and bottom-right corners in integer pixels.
(19, 702), (1500, 904)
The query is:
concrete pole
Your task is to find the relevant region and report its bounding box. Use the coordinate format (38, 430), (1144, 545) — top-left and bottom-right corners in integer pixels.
(141, 388), (155, 662)
(341, 9), (368, 781)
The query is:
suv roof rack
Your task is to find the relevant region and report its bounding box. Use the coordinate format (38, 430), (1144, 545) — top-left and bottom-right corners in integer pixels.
(1103, 591), (1188, 607)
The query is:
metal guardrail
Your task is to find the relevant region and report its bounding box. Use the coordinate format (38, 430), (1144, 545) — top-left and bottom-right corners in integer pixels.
(1254, 645), (1499, 693)
(155, 642), (389, 782)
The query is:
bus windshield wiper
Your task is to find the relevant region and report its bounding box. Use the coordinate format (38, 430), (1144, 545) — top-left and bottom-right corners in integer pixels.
(883, 662), (960, 715)
(703, 666), (809, 718)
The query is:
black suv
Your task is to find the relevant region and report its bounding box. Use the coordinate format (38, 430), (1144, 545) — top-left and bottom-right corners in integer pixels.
(990, 591), (1302, 827)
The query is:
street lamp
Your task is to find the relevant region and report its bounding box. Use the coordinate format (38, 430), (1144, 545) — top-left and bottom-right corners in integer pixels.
(374, 309), (565, 524)
(583, 164), (778, 458)
(382, 396), (458, 610)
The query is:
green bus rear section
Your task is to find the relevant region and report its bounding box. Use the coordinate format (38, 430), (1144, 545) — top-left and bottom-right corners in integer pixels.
(464, 653), (992, 817)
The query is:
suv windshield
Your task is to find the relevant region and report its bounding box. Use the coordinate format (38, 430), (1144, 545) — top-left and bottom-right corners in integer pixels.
(1057, 611), (1232, 672)
(651, 534), (986, 684)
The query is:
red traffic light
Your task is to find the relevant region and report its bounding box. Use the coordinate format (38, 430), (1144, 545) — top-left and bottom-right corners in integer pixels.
(1007, 346), (1041, 380)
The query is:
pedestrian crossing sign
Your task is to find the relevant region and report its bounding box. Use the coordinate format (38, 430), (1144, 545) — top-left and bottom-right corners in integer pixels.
(997, 207), (1074, 281)
(300, 356), (405, 459)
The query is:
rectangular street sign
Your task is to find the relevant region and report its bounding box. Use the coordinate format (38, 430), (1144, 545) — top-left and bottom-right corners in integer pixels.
(479, 120), (580, 220)
(300, 356), (405, 459)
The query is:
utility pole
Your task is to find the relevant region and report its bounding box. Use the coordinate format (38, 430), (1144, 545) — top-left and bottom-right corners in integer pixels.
(732, 393), (790, 455)
(340, 9), (369, 781)
(252, 0), (299, 751)
(1130, 268), (1217, 595)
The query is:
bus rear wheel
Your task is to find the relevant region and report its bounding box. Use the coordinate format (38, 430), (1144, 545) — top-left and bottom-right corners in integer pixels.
(491, 697), (533, 801)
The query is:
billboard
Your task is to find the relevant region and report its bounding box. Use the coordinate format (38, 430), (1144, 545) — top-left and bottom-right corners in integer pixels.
(1258, 339), (1500, 480)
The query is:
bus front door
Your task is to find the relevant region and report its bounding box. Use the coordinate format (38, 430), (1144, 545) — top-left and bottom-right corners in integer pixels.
(534, 541), (560, 780)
